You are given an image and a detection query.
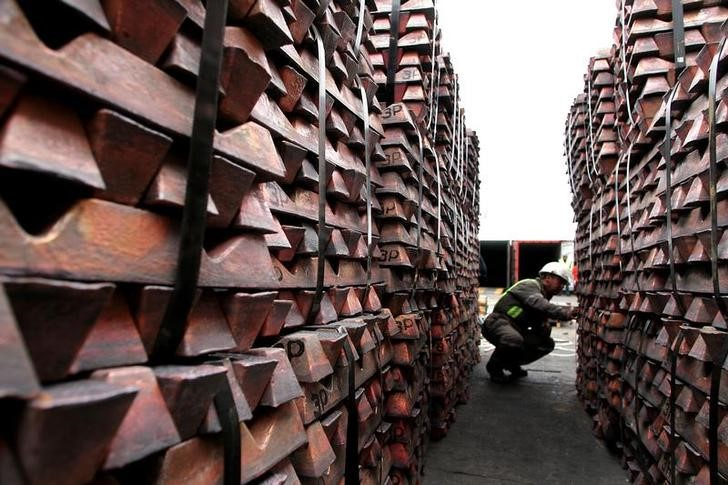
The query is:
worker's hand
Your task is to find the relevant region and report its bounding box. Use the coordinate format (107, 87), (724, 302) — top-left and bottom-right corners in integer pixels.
(567, 307), (580, 320)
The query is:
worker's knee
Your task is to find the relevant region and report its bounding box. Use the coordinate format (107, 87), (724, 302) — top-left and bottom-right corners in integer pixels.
(500, 331), (524, 349)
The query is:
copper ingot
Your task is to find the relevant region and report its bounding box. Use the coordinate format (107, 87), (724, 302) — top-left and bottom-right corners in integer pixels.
(235, 183), (279, 234)
(278, 65), (308, 113)
(161, 31), (202, 84)
(245, 0), (293, 49)
(247, 347), (303, 408)
(87, 109), (172, 205)
(227, 353), (278, 414)
(339, 288), (364, 317)
(259, 299), (293, 337)
(241, 401), (306, 483)
(70, 288), (147, 373)
(0, 64), (24, 118)
(0, 1), (279, 177)
(290, 421), (336, 478)
(5, 278), (114, 381)
(0, 94), (104, 189)
(101, 0), (186, 64)
(145, 435), (224, 485)
(0, 198), (280, 289)
(219, 291), (276, 352)
(208, 156), (256, 228)
(14, 379), (137, 485)
(92, 366), (181, 469)
(258, 459), (300, 484)
(219, 27), (271, 124)
(154, 364), (228, 440)
(275, 332), (334, 383)
(144, 154), (220, 216)
(0, 284), (39, 398)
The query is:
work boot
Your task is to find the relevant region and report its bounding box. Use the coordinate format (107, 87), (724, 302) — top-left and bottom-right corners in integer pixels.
(508, 366), (528, 380)
(486, 359), (510, 384)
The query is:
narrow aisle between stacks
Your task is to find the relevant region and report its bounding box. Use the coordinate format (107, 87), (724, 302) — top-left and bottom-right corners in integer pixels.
(424, 325), (626, 484)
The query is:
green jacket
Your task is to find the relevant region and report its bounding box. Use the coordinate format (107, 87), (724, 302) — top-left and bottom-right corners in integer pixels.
(492, 278), (571, 333)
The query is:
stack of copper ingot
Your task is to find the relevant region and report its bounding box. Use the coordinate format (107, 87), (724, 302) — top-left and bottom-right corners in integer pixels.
(567, 1), (728, 483)
(568, 49), (627, 446)
(0, 0), (481, 484)
(365, 0), (482, 483)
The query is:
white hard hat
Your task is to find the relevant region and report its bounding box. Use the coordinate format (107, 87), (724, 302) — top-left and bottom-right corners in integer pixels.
(539, 262), (571, 284)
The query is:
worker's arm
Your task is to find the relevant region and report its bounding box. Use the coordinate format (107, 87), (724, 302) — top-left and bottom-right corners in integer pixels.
(509, 280), (573, 321)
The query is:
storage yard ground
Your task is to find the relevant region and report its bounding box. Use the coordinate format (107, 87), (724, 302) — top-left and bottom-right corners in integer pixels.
(426, 295), (626, 484)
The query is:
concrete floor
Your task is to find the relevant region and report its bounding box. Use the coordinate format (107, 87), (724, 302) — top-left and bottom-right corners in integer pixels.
(424, 323), (628, 485)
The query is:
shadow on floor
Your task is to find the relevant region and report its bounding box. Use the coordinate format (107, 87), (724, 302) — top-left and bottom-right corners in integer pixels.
(424, 327), (627, 485)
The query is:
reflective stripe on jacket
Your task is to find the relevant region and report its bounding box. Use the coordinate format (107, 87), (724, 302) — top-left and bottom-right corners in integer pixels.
(491, 278), (571, 333)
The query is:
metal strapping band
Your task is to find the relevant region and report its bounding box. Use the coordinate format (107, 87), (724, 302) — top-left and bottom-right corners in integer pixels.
(587, 77), (600, 182)
(450, 78), (459, 171)
(426, 11), (439, 129)
(671, 0), (686, 71)
(341, 333), (360, 485)
(358, 83), (373, 288)
(386, 0), (402, 105)
(308, 25), (329, 324)
(150, 2), (240, 483)
(615, 152), (624, 272)
(668, 327), (685, 484)
(214, 358), (241, 485)
(430, 62), (442, 140)
(663, 87), (685, 314)
(567, 112), (577, 197)
(708, 37), (728, 485)
(354, 0), (366, 55)
(152, 0), (228, 360)
(620, 1), (636, 127)
(625, 147), (642, 293)
(589, 206), (594, 275)
(583, 100), (595, 187)
(412, 128), (425, 296)
(435, 152), (442, 254)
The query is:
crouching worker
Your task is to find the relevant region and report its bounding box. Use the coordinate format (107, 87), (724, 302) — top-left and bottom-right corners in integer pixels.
(482, 262), (579, 383)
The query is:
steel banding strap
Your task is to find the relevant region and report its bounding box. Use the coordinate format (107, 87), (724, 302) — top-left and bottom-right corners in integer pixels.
(619, 317), (636, 457)
(430, 62), (442, 140)
(671, 0), (686, 71)
(663, 85), (686, 484)
(426, 11), (439, 129)
(620, 1), (636, 127)
(358, 83), (373, 287)
(587, 77), (600, 182)
(450, 78), (459, 171)
(589, 206), (594, 277)
(567, 112), (577, 197)
(625, 147), (642, 293)
(412, 128), (425, 296)
(308, 25), (329, 324)
(708, 37), (728, 485)
(583, 100), (595, 187)
(152, 0), (228, 360)
(354, 0), (366, 55)
(663, 87), (686, 314)
(214, 358), (241, 485)
(599, 193), (605, 272)
(615, 152), (624, 273)
(149, 2), (240, 484)
(459, 111), (466, 195)
(341, 330), (360, 485)
(386, 0), (402, 105)
(435, 152), (442, 255)
(668, 326), (685, 484)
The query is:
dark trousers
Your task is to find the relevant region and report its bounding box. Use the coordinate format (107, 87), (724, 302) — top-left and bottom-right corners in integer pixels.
(482, 313), (555, 370)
